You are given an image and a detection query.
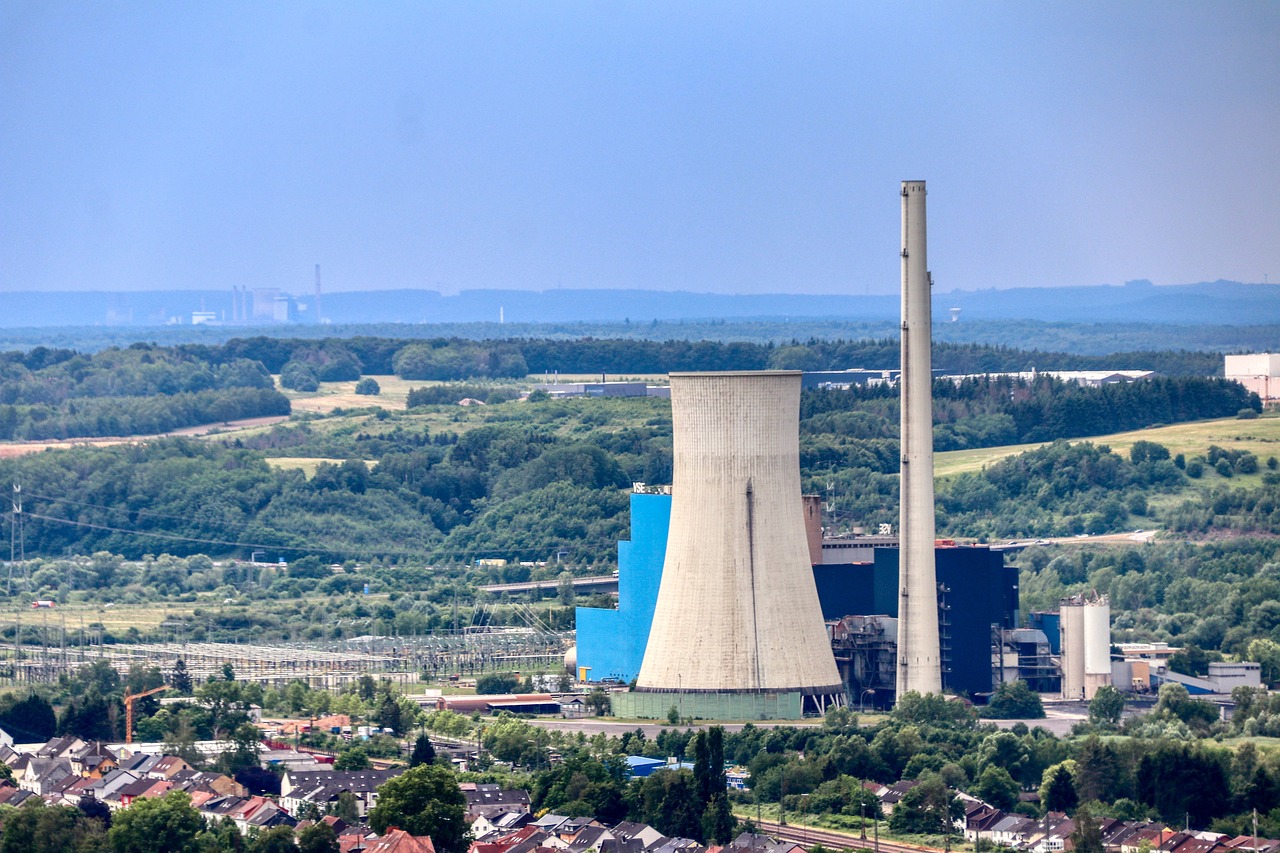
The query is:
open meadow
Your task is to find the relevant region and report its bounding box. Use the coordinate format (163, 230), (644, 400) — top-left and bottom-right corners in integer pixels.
(934, 412), (1280, 479)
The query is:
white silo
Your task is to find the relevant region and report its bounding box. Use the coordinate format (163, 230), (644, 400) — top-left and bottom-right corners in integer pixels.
(631, 371), (845, 719)
(897, 180), (943, 697)
(1060, 592), (1111, 700)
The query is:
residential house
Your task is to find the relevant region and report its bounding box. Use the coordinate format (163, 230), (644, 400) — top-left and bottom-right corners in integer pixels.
(610, 822), (668, 850)
(360, 828), (438, 853)
(462, 782), (532, 818)
(69, 742), (118, 778)
(112, 777), (174, 810)
(280, 767), (403, 817)
(20, 757), (75, 795)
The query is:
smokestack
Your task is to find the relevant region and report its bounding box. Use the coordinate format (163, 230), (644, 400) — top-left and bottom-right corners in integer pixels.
(897, 180), (942, 697)
(314, 264), (323, 324)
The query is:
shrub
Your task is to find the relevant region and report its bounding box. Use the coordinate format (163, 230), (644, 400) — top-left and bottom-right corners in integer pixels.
(280, 361), (319, 392)
(355, 378), (381, 396)
(1216, 458), (1234, 477)
(1238, 408), (1259, 419)
(1185, 459), (1204, 478)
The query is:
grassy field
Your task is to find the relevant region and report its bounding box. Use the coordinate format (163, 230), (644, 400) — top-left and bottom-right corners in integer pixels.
(934, 413), (1280, 479)
(276, 375), (419, 413)
(266, 456), (381, 477)
(0, 602), (193, 635)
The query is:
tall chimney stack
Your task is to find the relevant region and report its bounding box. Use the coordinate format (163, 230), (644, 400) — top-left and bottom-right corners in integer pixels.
(897, 180), (942, 697)
(314, 264), (323, 324)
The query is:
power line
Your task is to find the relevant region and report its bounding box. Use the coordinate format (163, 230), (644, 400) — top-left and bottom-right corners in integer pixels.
(22, 490), (226, 524)
(25, 512), (311, 553)
(22, 509), (604, 564)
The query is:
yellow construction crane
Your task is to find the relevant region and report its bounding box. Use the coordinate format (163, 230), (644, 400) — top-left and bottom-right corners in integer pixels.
(123, 686), (168, 744)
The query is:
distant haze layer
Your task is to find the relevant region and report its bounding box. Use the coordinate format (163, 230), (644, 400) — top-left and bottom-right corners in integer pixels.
(2, 280), (1278, 329)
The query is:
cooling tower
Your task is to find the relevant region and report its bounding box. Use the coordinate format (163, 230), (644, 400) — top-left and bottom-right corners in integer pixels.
(897, 180), (943, 697)
(634, 372), (845, 717)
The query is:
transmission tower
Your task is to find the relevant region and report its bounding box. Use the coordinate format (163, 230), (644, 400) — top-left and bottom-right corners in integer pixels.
(8, 485), (22, 595)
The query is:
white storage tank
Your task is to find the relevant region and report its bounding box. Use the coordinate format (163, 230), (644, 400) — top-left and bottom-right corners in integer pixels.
(1061, 593), (1111, 700)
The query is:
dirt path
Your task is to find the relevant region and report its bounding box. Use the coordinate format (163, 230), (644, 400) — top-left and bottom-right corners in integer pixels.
(0, 415), (289, 459)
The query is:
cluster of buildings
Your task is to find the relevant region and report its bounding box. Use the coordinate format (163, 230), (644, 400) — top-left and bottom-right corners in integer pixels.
(0, 731), (452, 848)
(533, 380), (670, 399)
(0, 734), (287, 828)
(473, 819), (804, 853)
(962, 802), (1280, 853)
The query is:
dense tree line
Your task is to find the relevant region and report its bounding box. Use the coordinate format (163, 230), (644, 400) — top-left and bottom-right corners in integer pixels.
(0, 376), (1266, 569)
(935, 439), (1187, 539)
(801, 374), (1258, 453)
(1013, 534), (1280, 660)
(0, 344), (273, 405)
(0, 343), (288, 440)
(0, 336), (1243, 440)
(139, 334), (1229, 381)
(4, 316), (1274, 362)
(0, 386), (289, 441)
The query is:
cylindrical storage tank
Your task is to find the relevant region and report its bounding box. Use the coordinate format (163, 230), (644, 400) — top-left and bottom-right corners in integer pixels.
(1082, 597), (1112, 699)
(635, 372), (844, 713)
(1083, 599), (1111, 675)
(1060, 600), (1086, 700)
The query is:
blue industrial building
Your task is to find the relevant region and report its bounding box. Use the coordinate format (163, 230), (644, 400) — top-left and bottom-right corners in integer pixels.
(574, 492), (670, 683)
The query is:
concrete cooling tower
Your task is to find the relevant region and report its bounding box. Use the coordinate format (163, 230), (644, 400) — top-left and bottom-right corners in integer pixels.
(627, 371), (845, 720)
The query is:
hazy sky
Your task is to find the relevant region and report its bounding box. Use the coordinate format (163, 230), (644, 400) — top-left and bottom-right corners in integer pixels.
(2, 2), (1278, 296)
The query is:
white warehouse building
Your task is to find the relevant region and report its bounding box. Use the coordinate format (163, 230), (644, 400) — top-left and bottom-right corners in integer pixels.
(1225, 353), (1280, 403)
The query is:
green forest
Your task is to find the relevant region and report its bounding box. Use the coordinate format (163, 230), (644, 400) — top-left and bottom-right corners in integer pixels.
(0, 366), (1257, 565)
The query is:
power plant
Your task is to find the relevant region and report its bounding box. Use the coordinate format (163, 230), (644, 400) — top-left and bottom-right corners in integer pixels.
(575, 181), (1119, 718)
(614, 372), (845, 720)
(897, 179), (943, 697)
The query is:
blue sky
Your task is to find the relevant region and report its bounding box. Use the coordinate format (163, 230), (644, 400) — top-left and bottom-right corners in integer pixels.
(2, 2), (1277, 295)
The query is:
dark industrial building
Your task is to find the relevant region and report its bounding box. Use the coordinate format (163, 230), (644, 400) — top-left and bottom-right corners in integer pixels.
(814, 544), (1020, 705)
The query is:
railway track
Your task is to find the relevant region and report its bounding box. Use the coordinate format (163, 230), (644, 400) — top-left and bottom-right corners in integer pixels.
(751, 819), (945, 853)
